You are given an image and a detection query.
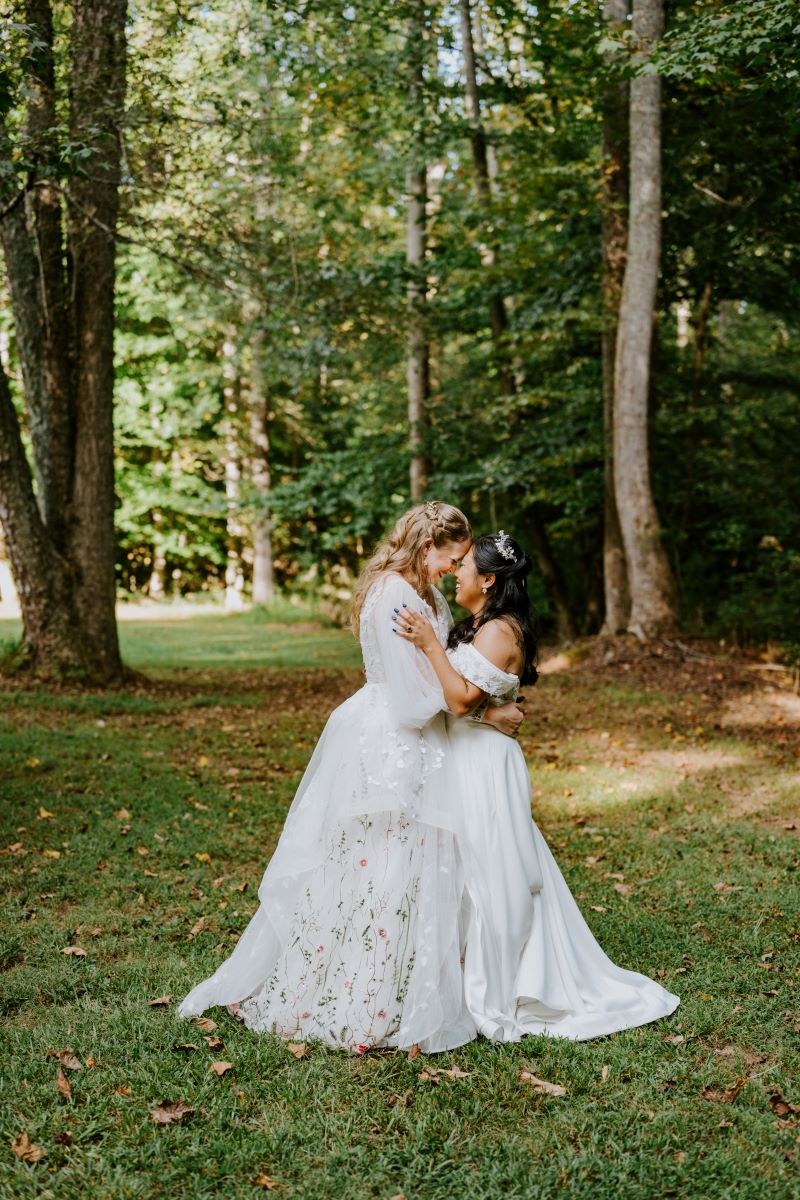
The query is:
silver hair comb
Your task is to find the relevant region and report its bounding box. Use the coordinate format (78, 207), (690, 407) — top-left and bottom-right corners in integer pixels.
(494, 530), (517, 562)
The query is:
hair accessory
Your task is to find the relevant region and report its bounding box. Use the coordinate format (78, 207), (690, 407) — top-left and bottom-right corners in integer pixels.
(424, 501), (438, 521)
(494, 529), (517, 562)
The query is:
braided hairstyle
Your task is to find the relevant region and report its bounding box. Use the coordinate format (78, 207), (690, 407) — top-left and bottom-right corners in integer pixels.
(448, 532), (539, 685)
(351, 501), (471, 634)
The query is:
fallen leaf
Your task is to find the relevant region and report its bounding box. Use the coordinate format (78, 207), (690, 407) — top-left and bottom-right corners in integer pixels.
(42, 849), (61, 859)
(136, 845), (149, 857)
(114, 1086), (131, 1096)
(196, 756), (209, 767)
(407, 1043), (421, 1062)
(114, 808), (131, 820)
(439, 1065), (471, 1079)
(190, 1016), (217, 1033)
(56, 1068), (72, 1100)
(286, 1042), (309, 1060)
(37, 807), (54, 820)
(702, 1077), (747, 1104)
(601, 1065), (610, 1082)
(203, 1035), (224, 1049)
(674, 1151), (687, 1164)
(209, 1061), (233, 1076)
(252, 1175), (279, 1190)
(769, 1093), (800, 1117)
(613, 882), (632, 896)
(148, 995), (172, 1008)
(85, 1057), (97, 1068)
(11, 1132), (45, 1163)
(388, 1089), (413, 1108)
(231, 881), (248, 893)
(150, 1101), (195, 1125)
(519, 1069), (567, 1098)
(58, 1048), (82, 1070)
(60, 946), (87, 957)
(189, 917), (208, 939)
(590, 905), (607, 913)
(665, 1035), (685, 1046)
(173, 1042), (199, 1052)
(195, 852), (211, 864)
(419, 1069), (439, 1085)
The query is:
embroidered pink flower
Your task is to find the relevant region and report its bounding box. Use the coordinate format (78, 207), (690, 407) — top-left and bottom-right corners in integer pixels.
(377, 928), (387, 938)
(316, 945), (324, 953)
(377, 1009), (386, 1019)
(344, 980), (351, 989)
(302, 1011), (311, 1019)
(354, 1044), (370, 1056)
(359, 858), (368, 867)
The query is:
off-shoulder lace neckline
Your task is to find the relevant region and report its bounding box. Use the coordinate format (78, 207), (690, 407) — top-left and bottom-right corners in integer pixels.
(450, 639), (520, 683)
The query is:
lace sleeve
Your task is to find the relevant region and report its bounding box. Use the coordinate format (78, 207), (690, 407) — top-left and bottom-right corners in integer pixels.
(364, 575), (445, 729)
(447, 642), (519, 699)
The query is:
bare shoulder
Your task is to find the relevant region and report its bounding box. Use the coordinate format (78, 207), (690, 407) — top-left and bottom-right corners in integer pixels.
(472, 619), (522, 674)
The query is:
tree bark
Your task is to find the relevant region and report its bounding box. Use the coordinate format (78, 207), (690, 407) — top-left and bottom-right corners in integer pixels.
(600, 0), (631, 634)
(406, 2), (430, 502)
(248, 328), (275, 606)
(0, 0), (126, 679)
(612, 0), (676, 638)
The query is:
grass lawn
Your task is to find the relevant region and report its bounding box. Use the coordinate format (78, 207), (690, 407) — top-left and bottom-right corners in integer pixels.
(0, 614), (798, 1199)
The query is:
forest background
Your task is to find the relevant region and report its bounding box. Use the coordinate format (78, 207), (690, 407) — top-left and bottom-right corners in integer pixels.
(1, 0), (798, 679)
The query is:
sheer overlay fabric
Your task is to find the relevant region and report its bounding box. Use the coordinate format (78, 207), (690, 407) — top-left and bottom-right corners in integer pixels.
(176, 574), (475, 1052)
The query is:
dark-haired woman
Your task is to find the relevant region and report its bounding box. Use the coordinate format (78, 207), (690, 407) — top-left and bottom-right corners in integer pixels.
(395, 532), (679, 1042)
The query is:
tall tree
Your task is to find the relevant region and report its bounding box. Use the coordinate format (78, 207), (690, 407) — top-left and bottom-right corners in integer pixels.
(612, 0), (676, 637)
(600, 0), (631, 634)
(0, 0), (127, 678)
(406, 1), (431, 502)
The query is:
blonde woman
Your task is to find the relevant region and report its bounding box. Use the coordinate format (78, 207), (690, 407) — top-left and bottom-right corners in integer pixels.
(176, 502), (521, 1053)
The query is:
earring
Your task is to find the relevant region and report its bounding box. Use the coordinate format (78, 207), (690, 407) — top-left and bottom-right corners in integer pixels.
(481, 586), (488, 594)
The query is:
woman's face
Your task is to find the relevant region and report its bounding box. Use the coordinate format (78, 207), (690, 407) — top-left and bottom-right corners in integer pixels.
(424, 538), (471, 584)
(453, 546), (489, 611)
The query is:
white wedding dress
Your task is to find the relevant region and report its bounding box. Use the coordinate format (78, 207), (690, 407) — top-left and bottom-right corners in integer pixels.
(176, 573), (475, 1053)
(446, 640), (680, 1041)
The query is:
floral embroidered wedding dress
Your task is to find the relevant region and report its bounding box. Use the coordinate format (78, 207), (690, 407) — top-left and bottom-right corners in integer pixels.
(176, 573), (474, 1053)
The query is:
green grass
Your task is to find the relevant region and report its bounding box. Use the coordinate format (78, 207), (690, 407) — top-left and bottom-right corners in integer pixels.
(0, 616), (798, 1199)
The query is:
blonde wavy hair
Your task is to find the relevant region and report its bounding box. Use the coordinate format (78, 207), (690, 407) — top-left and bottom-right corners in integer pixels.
(351, 501), (472, 635)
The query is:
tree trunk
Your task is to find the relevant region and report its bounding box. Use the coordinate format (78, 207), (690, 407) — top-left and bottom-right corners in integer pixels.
(612, 0), (676, 638)
(600, 0), (631, 634)
(248, 328), (275, 606)
(406, 2), (430, 502)
(0, 0), (126, 679)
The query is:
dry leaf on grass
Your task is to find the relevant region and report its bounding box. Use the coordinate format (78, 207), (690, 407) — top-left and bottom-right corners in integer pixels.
(60, 946), (87, 957)
(148, 995), (172, 1008)
(188, 917), (208, 939)
(46, 1047), (82, 1070)
(114, 808), (131, 820)
(407, 1043), (421, 1062)
(769, 1092), (800, 1117)
(150, 1101), (195, 1125)
(85, 1056), (97, 1068)
(286, 1042), (309, 1060)
(42, 849), (61, 859)
(209, 1061), (233, 1076)
(11, 1132), (45, 1163)
(253, 1174), (280, 1190)
(190, 1016), (217, 1033)
(702, 1077), (747, 1104)
(203, 1035), (224, 1049)
(601, 1065), (610, 1082)
(114, 1086), (131, 1096)
(519, 1069), (567, 1098)
(231, 881), (248, 893)
(195, 851), (211, 863)
(665, 1035), (685, 1046)
(388, 1090), (414, 1108)
(37, 807), (54, 820)
(173, 1043), (199, 1052)
(56, 1067), (72, 1099)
